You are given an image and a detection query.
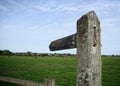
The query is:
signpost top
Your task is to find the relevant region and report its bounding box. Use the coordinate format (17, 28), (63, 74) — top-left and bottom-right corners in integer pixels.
(49, 10), (101, 86)
(49, 11), (100, 51)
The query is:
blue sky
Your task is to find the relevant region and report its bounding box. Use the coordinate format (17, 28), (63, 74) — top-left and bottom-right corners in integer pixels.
(0, 0), (120, 55)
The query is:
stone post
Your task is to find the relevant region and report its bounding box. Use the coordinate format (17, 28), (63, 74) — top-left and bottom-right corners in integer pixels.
(44, 78), (55, 86)
(77, 11), (101, 86)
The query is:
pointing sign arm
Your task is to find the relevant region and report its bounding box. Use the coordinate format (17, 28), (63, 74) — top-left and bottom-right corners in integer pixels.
(49, 33), (77, 51)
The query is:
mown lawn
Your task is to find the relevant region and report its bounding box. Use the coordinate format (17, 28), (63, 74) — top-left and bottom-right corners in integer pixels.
(0, 56), (120, 86)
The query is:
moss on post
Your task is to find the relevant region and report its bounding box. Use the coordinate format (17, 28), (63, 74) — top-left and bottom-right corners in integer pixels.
(77, 11), (101, 86)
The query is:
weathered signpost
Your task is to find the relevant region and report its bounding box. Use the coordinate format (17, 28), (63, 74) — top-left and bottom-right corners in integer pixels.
(49, 11), (101, 86)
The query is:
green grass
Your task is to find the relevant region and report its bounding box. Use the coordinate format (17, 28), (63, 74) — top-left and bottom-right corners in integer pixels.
(0, 56), (120, 86)
(102, 57), (120, 86)
(0, 56), (76, 86)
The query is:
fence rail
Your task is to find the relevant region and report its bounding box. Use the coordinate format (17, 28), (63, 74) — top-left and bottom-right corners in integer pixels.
(0, 76), (55, 86)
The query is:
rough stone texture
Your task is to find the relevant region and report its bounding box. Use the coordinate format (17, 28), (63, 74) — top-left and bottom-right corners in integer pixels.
(49, 33), (77, 51)
(77, 11), (101, 86)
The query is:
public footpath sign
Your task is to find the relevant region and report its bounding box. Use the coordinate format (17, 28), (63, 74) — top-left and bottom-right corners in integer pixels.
(49, 11), (101, 86)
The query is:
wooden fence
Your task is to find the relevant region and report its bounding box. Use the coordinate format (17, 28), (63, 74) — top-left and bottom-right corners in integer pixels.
(0, 76), (55, 86)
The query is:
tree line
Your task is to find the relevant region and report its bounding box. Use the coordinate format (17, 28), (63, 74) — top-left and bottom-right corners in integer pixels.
(0, 50), (119, 57)
(0, 50), (12, 56)
(0, 50), (76, 57)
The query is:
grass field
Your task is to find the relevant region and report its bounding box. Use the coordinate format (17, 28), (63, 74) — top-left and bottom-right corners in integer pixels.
(0, 56), (120, 86)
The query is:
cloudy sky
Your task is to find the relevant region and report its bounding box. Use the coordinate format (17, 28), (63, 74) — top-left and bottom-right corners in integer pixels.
(0, 0), (120, 55)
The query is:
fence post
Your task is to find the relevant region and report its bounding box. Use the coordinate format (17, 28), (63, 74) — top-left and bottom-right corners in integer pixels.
(77, 11), (101, 86)
(44, 79), (55, 86)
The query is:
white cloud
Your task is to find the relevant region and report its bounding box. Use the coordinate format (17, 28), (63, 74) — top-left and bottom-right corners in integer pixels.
(0, 5), (8, 11)
(34, 2), (60, 12)
(33, 1), (120, 13)
(34, 2), (80, 13)
(76, 1), (120, 13)
(0, 24), (17, 29)
(7, 0), (31, 12)
(5, 0), (120, 14)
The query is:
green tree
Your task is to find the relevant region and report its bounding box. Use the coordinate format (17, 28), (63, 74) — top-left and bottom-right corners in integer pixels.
(0, 50), (3, 55)
(2, 50), (12, 56)
(26, 51), (32, 56)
